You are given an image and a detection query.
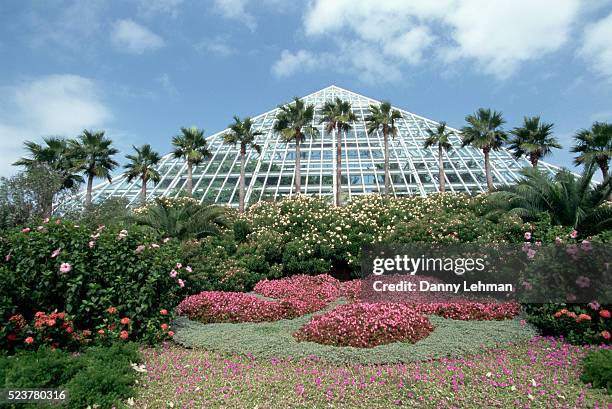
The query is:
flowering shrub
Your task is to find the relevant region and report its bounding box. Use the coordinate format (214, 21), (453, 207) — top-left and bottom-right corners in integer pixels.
(294, 303), (434, 348)
(0, 219), (187, 347)
(254, 274), (341, 304)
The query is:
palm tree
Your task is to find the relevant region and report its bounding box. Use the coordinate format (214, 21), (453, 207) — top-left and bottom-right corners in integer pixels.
(273, 98), (318, 195)
(14, 137), (83, 190)
(320, 97), (357, 206)
(509, 116), (561, 168)
(224, 116), (262, 213)
(123, 144), (162, 206)
(172, 127), (211, 197)
(69, 130), (118, 208)
(485, 164), (612, 235)
(366, 102), (402, 195)
(461, 108), (508, 191)
(133, 199), (228, 241)
(423, 122), (454, 193)
(571, 122), (612, 180)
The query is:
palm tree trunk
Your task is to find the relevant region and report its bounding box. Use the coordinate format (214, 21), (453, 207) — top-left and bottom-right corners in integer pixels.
(295, 131), (301, 195)
(141, 175), (147, 206)
(483, 147), (493, 191)
(85, 173), (94, 208)
(599, 160), (609, 180)
(383, 129), (390, 195)
(186, 160), (193, 197)
(438, 144), (445, 193)
(336, 127), (342, 207)
(530, 153), (539, 168)
(239, 143), (246, 213)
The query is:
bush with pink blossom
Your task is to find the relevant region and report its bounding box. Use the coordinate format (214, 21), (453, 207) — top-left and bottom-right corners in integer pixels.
(293, 303), (434, 348)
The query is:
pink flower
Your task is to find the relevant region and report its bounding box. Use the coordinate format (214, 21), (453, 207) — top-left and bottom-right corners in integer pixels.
(160, 309), (168, 315)
(176, 263), (182, 269)
(43, 218), (50, 224)
(119, 330), (129, 340)
(526, 249), (536, 259)
(51, 248), (61, 258)
(602, 330), (611, 340)
(59, 263), (72, 273)
(575, 275), (591, 288)
(600, 309), (611, 318)
(185, 266), (193, 273)
(570, 229), (578, 239)
(161, 323), (169, 331)
(555, 236), (562, 244)
(120, 317), (130, 325)
(4, 255), (11, 262)
(135, 245), (146, 254)
(169, 270), (178, 278)
(24, 336), (34, 344)
(21, 227), (31, 233)
(524, 232), (532, 240)
(88, 241), (96, 248)
(167, 331), (175, 337)
(588, 301), (600, 310)
(177, 279), (185, 288)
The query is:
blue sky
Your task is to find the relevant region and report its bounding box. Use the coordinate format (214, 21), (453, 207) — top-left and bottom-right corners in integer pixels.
(1, 0), (612, 178)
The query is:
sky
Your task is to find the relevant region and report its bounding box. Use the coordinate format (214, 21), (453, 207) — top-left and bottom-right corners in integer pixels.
(1, 0), (612, 178)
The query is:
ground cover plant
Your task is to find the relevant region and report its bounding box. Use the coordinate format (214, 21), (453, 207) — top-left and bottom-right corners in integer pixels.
(133, 338), (612, 408)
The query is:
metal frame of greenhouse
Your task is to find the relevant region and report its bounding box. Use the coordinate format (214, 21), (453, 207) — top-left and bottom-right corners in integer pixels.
(70, 85), (560, 208)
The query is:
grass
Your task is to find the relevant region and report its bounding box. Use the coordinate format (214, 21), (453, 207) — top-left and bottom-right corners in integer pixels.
(172, 299), (537, 364)
(133, 338), (612, 408)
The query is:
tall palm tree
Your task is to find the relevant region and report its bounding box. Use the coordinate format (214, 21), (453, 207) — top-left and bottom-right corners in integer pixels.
(509, 116), (561, 168)
(13, 137), (83, 190)
(172, 127), (211, 197)
(320, 97), (357, 206)
(224, 116), (262, 213)
(69, 130), (118, 208)
(461, 108), (508, 191)
(571, 122), (612, 180)
(123, 144), (162, 206)
(366, 102), (402, 195)
(423, 122), (454, 193)
(273, 98), (318, 195)
(485, 164), (612, 235)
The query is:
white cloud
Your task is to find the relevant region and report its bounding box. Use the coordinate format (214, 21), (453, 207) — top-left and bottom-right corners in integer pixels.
(213, 0), (257, 31)
(156, 73), (178, 96)
(195, 36), (236, 57)
(272, 49), (321, 78)
(137, 0), (184, 18)
(291, 0), (582, 81)
(0, 74), (112, 177)
(580, 11), (612, 82)
(110, 19), (165, 54)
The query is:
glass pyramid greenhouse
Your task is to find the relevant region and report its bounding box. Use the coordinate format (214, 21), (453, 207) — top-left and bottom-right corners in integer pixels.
(80, 85), (559, 207)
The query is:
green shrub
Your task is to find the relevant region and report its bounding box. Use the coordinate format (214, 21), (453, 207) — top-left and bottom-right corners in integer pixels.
(580, 349), (612, 394)
(0, 343), (140, 409)
(0, 220), (186, 347)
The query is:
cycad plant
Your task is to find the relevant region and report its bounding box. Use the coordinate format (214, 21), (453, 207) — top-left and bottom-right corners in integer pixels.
(461, 108), (508, 191)
(320, 97), (356, 206)
(133, 199), (228, 241)
(273, 98), (318, 195)
(172, 127), (211, 197)
(572, 121), (612, 180)
(69, 130), (118, 208)
(485, 164), (612, 235)
(366, 102), (402, 195)
(509, 116), (561, 168)
(224, 116), (262, 213)
(423, 122), (454, 193)
(123, 144), (162, 206)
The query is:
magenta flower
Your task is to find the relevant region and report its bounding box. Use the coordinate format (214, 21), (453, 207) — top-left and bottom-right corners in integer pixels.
(588, 301), (600, 310)
(59, 263), (72, 273)
(51, 248), (61, 258)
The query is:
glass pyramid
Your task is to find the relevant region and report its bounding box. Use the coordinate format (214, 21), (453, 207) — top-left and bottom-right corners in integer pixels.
(82, 85), (560, 207)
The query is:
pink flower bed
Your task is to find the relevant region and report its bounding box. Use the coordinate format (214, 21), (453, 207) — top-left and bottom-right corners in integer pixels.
(415, 302), (521, 321)
(254, 274), (341, 304)
(293, 303), (434, 348)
